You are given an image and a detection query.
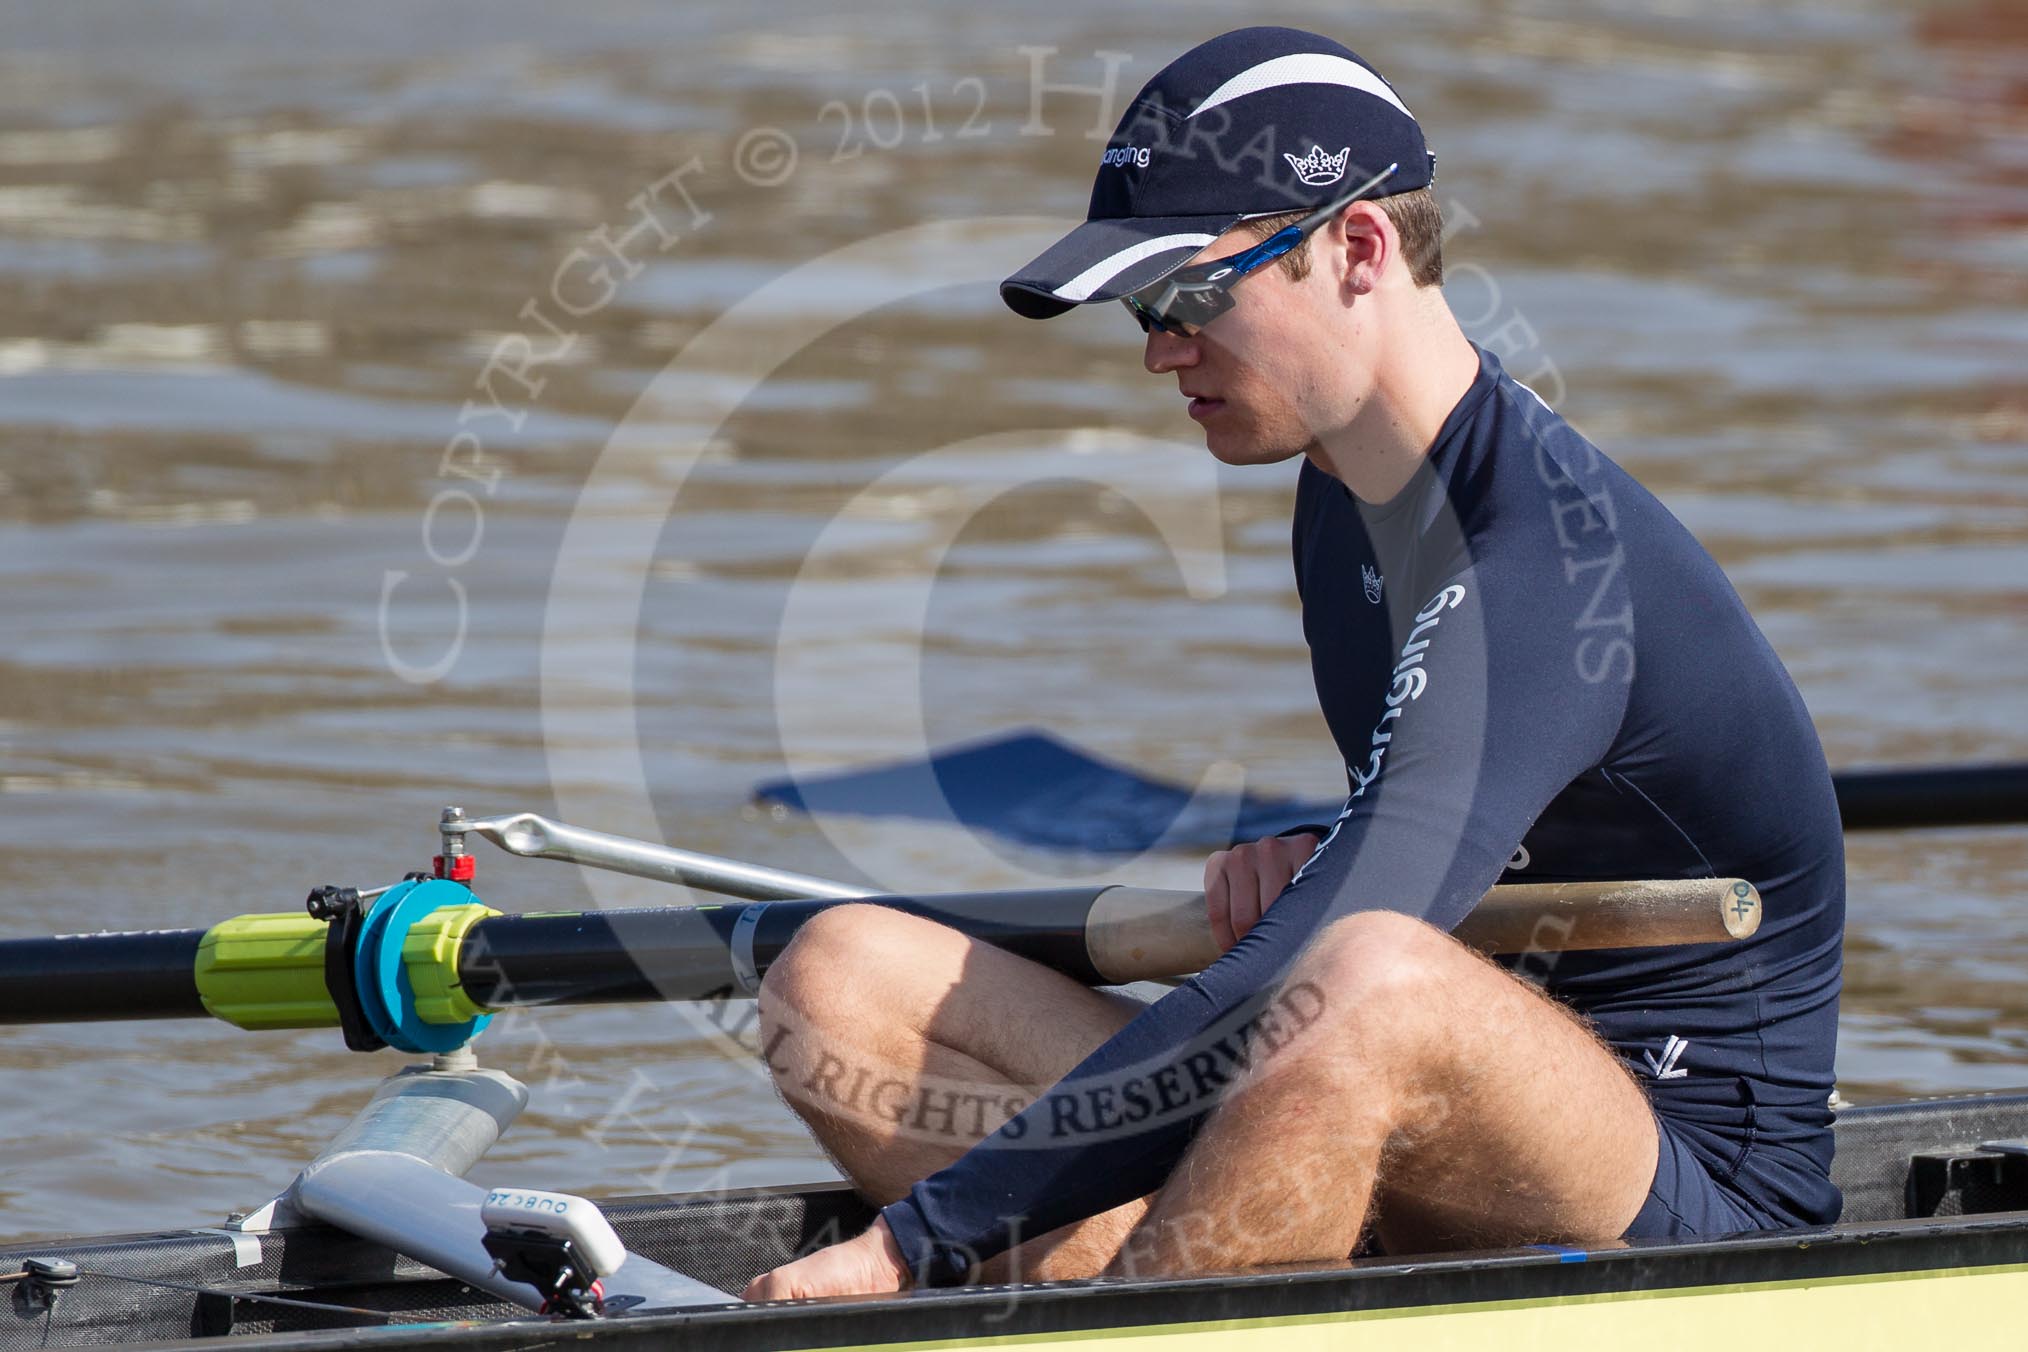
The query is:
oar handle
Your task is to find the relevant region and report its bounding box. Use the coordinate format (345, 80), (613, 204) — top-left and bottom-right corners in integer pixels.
(1085, 877), (1761, 983)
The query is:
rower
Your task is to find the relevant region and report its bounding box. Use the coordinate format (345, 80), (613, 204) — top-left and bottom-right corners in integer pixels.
(744, 25), (1845, 1299)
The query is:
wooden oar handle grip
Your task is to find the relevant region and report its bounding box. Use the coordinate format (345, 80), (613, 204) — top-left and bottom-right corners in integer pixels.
(1084, 877), (1762, 984)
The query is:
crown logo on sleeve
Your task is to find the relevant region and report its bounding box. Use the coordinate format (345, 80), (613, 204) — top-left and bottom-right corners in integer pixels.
(1283, 144), (1352, 186)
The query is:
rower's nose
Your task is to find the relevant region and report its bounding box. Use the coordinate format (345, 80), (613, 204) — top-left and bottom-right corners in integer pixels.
(1144, 327), (1198, 375)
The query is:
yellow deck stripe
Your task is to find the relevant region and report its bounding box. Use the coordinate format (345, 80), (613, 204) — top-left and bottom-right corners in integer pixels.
(809, 1260), (2028, 1352)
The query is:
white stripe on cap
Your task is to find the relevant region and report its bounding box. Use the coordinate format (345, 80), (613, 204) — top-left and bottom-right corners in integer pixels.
(1050, 232), (1217, 301)
(1189, 54), (1414, 122)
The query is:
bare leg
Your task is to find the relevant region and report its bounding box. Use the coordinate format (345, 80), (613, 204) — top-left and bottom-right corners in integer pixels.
(757, 904), (1148, 1279)
(1115, 910), (1658, 1275)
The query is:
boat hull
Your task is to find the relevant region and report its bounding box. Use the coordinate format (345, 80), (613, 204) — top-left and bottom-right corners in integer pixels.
(4, 1093), (2027, 1350)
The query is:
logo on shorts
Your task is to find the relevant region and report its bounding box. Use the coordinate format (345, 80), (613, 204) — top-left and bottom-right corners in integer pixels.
(1642, 1035), (1690, 1080)
(1284, 144), (1351, 186)
(1361, 564), (1383, 604)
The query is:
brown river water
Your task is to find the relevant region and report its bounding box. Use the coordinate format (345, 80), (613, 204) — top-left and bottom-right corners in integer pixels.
(0, 0), (2023, 1241)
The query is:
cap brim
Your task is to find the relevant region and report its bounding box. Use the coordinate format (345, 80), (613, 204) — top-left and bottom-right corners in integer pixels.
(1000, 213), (1242, 319)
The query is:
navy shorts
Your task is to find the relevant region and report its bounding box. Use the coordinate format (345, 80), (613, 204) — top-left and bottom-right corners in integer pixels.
(1621, 1111), (1783, 1239)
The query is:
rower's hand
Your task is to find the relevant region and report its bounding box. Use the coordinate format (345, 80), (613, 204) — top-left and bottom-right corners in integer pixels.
(1204, 832), (1320, 952)
(743, 1216), (911, 1302)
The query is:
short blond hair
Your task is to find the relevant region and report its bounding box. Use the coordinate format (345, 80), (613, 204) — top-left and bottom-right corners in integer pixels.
(1239, 187), (1444, 288)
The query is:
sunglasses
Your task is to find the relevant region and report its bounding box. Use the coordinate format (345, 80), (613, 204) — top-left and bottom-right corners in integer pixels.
(1121, 161), (1401, 338)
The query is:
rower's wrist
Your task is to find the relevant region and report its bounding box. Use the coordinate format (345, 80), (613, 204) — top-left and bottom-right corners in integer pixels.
(867, 1216), (912, 1289)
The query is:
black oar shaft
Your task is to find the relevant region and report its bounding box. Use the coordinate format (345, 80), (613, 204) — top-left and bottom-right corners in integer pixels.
(0, 892), (1108, 1029)
(0, 929), (207, 1024)
(1836, 764), (2028, 831)
(455, 889), (1108, 1009)
(0, 877), (1755, 1029)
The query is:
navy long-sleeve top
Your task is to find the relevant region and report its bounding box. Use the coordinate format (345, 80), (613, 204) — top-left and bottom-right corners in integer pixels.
(880, 346), (1844, 1282)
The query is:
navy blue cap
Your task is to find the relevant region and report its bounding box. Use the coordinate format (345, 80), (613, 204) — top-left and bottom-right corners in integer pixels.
(1002, 27), (1433, 320)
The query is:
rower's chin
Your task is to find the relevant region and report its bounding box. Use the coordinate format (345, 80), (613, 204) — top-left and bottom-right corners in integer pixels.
(1202, 428), (1250, 465)
(1202, 421), (1307, 467)
(1199, 414), (1272, 466)
(1194, 404), (1243, 457)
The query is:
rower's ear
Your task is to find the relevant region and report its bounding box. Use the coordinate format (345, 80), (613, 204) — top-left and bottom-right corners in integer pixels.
(1331, 201), (1393, 297)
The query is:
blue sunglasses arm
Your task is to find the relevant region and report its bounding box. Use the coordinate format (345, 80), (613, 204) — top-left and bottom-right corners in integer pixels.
(1226, 224), (1304, 277)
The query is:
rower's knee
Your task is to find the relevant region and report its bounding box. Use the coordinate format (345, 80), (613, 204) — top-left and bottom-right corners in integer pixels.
(757, 904), (955, 1049)
(757, 903), (889, 1024)
(1279, 910), (1465, 1053)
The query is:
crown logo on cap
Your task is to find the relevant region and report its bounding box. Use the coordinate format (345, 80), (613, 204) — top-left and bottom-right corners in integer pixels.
(1283, 144), (1352, 187)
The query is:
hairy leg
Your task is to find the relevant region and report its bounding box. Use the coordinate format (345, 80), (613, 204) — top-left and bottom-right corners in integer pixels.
(1115, 910), (1657, 1275)
(757, 904), (1148, 1278)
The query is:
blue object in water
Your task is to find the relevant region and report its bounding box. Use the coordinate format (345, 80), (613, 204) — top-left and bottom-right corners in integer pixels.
(752, 728), (1339, 854)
